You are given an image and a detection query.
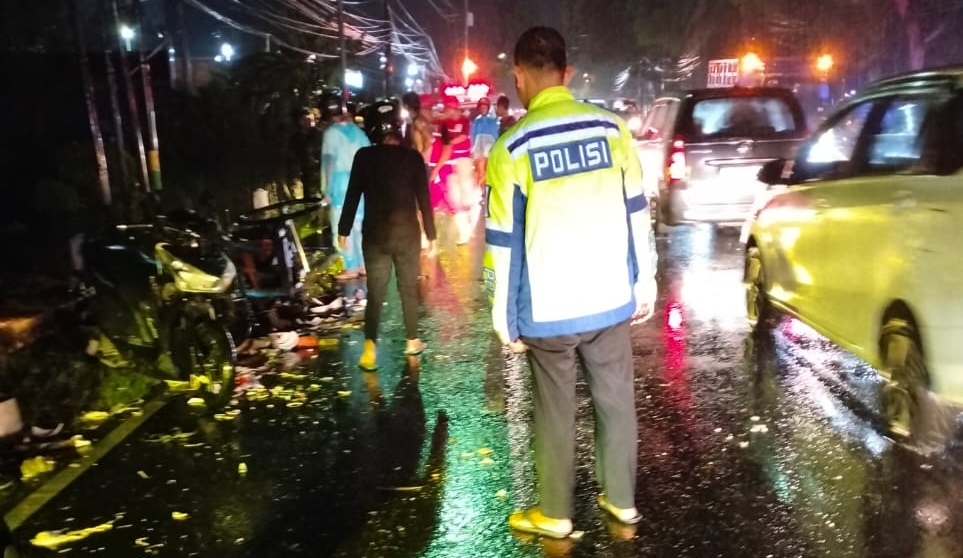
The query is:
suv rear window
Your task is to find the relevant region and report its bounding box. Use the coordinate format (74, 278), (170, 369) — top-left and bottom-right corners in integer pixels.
(687, 95), (802, 141)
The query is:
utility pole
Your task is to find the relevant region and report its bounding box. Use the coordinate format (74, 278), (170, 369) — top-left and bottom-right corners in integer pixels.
(173, 0), (194, 94)
(132, 0), (162, 192)
(111, 0), (149, 194)
(383, 0), (392, 96)
(69, 0), (112, 216)
(99, 0), (130, 197)
(338, 0), (347, 98)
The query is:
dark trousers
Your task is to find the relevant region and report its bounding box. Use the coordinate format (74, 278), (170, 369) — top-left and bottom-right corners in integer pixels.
(522, 319), (637, 519)
(362, 241), (421, 341)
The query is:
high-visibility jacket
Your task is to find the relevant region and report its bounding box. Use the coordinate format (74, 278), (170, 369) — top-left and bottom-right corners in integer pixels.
(483, 86), (656, 343)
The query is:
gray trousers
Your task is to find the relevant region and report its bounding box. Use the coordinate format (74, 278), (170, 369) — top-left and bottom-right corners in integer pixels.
(522, 319), (638, 519)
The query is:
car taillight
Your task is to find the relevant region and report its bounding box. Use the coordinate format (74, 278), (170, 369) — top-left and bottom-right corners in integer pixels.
(665, 136), (687, 188)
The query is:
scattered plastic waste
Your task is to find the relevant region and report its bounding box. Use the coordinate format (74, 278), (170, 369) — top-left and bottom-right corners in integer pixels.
(187, 397), (206, 407)
(30, 520), (115, 549)
(144, 429), (197, 444)
(21, 456), (55, 480)
(270, 331), (300, 351)
(171, 511), (189, 521)
(238, 462), (248, 475)
(81, 411), (110, 423)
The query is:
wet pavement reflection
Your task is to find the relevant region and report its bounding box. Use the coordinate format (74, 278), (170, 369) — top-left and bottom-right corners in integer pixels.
(8, 223), (963, 557)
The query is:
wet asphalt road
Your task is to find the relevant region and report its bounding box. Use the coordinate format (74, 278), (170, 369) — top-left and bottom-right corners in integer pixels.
(10, 222), (963, 557)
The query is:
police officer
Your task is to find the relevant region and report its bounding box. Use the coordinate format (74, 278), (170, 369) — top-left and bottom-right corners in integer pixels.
(484, 27), (657, 538)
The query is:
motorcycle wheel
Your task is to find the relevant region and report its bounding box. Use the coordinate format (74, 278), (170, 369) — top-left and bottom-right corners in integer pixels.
(170, 320), (237, 408)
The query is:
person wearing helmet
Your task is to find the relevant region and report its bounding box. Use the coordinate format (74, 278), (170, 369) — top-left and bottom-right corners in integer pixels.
(320, 92), (371, 280)
(362, 99), (404, 145)
(337, 112), (437, 370)
(429, 96), (475, 244)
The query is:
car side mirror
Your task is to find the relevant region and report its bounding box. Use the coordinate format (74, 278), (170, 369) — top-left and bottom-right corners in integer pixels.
(758, 158), (792, 185)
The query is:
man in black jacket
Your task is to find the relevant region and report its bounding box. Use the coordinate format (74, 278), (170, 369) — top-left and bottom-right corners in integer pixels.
(338, 112), (437, 371)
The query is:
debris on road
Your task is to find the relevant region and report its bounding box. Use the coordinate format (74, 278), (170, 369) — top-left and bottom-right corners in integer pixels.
(30, 518), (116, 549)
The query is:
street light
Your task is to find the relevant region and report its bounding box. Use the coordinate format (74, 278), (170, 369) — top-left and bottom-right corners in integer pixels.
(220, 43), (235, 62)
(816, 54), (834, 75)
(119, 25), (134, 51)
(461, 57), (478, 84)
(497, 52), (507, 61)
(407, 63), (420, 77)
(740, 52), (764, 74)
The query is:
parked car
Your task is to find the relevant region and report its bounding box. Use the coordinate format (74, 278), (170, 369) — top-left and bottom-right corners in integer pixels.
(742, 66), (963, 443)
(636, 87), (808, 229)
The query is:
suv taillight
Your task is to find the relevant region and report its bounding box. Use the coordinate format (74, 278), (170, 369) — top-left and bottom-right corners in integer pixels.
(665, 136), (687, 188)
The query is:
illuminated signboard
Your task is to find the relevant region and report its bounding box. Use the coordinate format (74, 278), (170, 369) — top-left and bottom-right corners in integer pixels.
(443, 81), (492, 103)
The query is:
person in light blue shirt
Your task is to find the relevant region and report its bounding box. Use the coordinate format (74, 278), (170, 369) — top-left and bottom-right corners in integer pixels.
(470, 97), (499, 186)
(320, 93), (371, 279)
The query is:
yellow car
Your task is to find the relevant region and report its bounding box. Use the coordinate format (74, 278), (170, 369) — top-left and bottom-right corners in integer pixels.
(742, 66), (963, 443)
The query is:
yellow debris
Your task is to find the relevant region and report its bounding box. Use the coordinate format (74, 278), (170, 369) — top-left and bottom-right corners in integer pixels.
(21, 456), (55, 480)
(479, 457), (496, 466)
(186, 397), (206, 407)
(237, 463), (248, 475)
(316, 338), (339, 349)
(476, 447), (493, 456)
(136, 470), (150, 480)
(319, 377), (334, 382)
(286, 401), (304, 408)
(337, 391), (352, 397)
(214, 413), (236, 421)
(165, 380), (191, 392)
(171, 511), (189, 521)
(71, 435), (92, 448)
(280, 372), (307, 381)
(496, 489), (508, 499)
(81, 411), (110, 423)
(30, 521), (114, 549)
(134, 537), (150, 547)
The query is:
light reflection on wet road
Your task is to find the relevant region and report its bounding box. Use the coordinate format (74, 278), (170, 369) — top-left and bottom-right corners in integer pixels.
(11, 223), (963, 557)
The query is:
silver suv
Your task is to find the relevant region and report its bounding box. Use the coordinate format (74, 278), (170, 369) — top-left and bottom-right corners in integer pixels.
(636, 87), (808, 228)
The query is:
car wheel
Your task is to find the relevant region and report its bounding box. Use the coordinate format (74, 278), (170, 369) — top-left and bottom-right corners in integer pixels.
(745, 246), (770, 330)
(878, 318), (928, 441)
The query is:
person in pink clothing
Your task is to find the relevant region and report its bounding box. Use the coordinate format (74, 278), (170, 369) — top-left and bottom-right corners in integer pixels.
(429, 96), (475, 244)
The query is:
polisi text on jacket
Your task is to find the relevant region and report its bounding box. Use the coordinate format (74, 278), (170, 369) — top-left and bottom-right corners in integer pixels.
(529, 137), (612, 182)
